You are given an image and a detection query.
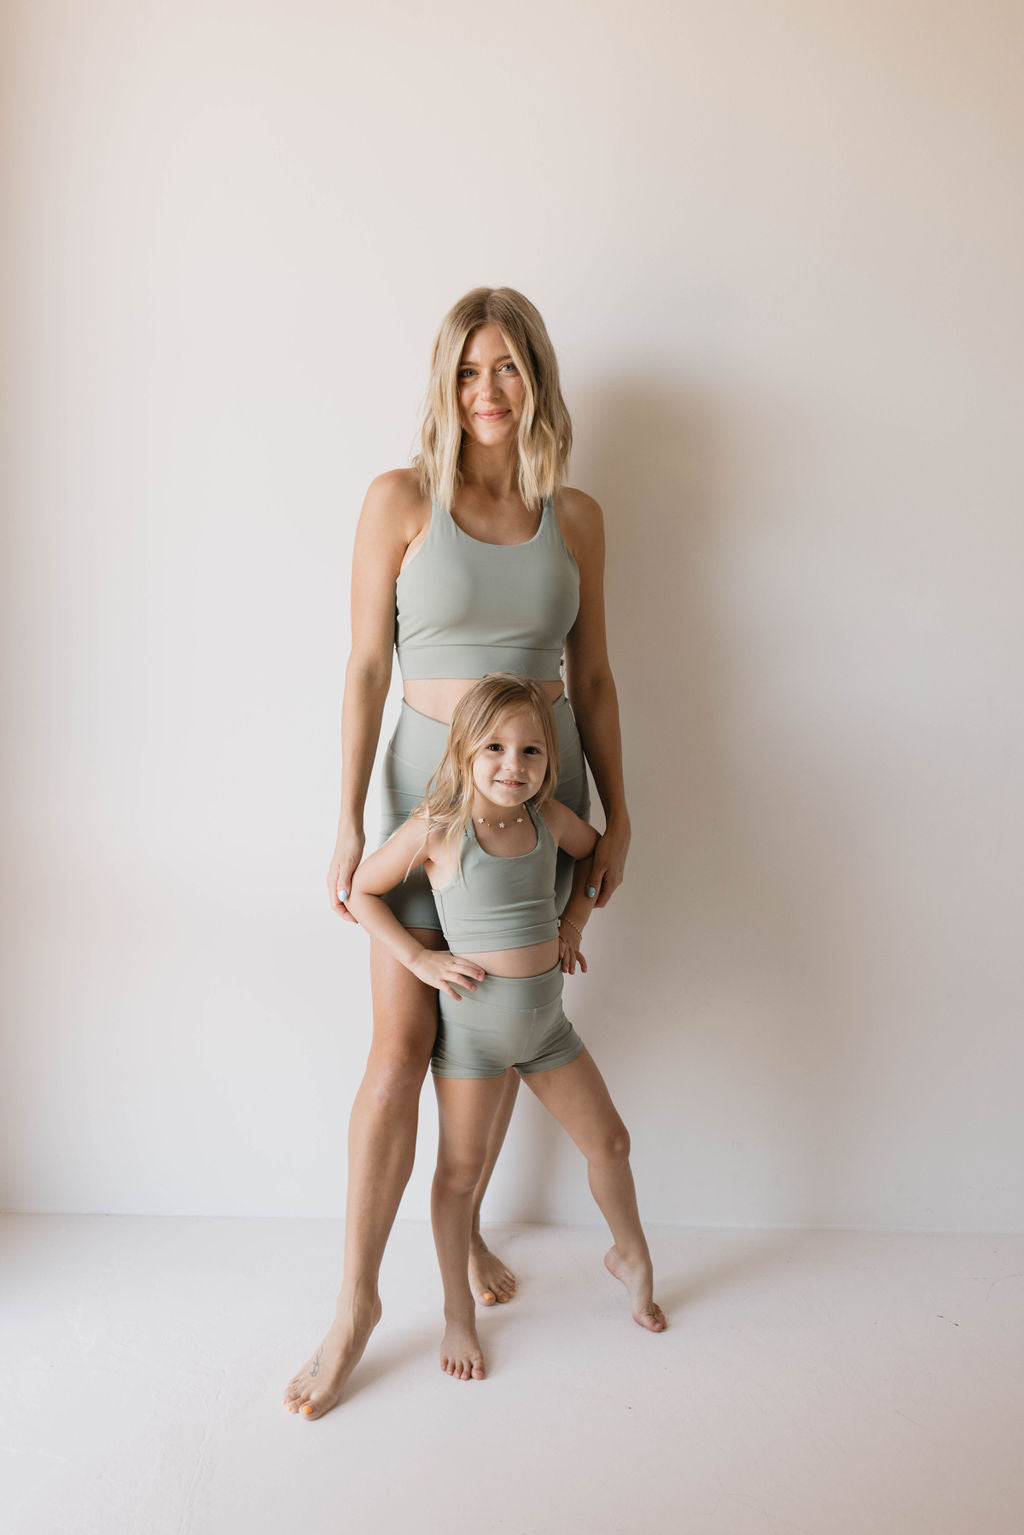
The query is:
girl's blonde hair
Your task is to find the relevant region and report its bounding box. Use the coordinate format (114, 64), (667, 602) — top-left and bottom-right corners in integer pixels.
(413, 287), (573, 515)
(413, 675), (561, 865)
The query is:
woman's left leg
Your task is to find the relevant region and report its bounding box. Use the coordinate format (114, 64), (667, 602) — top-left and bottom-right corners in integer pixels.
(521, 1051), (666, 1332)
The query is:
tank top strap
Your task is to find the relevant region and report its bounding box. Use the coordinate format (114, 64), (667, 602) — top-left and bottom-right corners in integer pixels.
(538, 493), (568, 551)
(428, 493), (459, 540)
(528, 798), (555, 853)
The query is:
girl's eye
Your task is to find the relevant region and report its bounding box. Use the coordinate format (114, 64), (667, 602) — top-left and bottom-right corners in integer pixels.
(524, 746), (541, 755)
(485, 742), (503, 751)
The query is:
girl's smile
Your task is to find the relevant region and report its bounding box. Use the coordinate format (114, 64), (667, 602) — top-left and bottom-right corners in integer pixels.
(471, 709), (548, 815)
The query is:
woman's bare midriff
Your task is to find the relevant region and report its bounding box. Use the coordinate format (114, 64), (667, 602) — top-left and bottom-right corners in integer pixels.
(403, 677), (564, 727)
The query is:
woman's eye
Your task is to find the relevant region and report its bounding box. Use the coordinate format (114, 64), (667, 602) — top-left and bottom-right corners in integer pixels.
(500, 363), (518, 373)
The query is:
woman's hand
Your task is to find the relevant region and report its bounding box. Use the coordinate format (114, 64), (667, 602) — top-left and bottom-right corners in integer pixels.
(327, 830), (366, 923)
(589, 818), (631, 908)
(411, 950), (487, 1002)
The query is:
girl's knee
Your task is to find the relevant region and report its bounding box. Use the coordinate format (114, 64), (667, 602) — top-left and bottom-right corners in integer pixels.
(593, 1121), (631, 1169)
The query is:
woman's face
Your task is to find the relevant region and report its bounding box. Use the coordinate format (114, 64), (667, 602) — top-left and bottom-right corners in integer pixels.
(470, 708), (548, 811)
(457, 323), (526, 446)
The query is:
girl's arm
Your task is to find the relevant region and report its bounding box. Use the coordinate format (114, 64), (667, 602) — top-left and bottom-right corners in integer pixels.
(541, 801), (600, 975)
(559, 489), (631, 909)
(346, 821), (487, 1001)
(328, 472), (425, 922)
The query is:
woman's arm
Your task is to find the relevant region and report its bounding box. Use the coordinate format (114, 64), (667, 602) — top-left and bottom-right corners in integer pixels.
(559, 489), (632, 908)
(328, 472), (424, 921)
(346, 821), (487, 1000)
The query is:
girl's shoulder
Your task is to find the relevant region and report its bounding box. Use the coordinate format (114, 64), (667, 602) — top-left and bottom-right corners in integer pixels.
(539, 798), (598, 858)
(538, 797), (571, 836)
(419, 814), (462, 887)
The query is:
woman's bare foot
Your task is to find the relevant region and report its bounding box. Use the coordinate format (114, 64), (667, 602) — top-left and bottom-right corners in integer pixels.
(440, 1311), (486, 1380)
(282, 1295), (383, 1420)
(604, 1246), (667, 1333)
(469, 1236), (516, 1306)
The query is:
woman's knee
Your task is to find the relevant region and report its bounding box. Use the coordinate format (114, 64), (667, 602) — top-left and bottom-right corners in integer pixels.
(434, 1150), (488, 1198)
(363, 1040), (431, 1106)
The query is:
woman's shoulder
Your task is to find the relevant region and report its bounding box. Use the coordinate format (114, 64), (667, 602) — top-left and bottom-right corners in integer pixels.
(556, 484), (603, 515)
(553, 486), (605, 562)
(365, 467), (429, 515)
(359, 468), (431, 544)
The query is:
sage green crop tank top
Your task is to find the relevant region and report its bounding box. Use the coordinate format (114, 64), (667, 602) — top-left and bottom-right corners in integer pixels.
(395, 497), (580, 682)
(431, 801), (559, 952)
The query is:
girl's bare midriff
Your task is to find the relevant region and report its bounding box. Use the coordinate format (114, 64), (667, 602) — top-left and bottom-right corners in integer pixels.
(402, 677), (565, 728)
(454, 937), (560, 981)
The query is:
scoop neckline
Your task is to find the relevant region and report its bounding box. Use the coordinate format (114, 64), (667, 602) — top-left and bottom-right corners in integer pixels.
(445, 497), (549, 550)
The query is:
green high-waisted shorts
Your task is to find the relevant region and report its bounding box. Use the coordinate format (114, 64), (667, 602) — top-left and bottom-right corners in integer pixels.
(379, 693), (590, 931)
(432, 962), (585, 1079)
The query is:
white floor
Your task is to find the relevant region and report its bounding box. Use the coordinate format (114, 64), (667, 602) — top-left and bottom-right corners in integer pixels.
(2, 1217), (1022, 1535)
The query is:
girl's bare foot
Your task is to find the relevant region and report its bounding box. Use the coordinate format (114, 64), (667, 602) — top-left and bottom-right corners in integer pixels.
(440, 1312), (486, 1380)
(282, 1295), (383, 1420)
(469, 1236), (516, 1306)
(604, 1246), (667, 1333)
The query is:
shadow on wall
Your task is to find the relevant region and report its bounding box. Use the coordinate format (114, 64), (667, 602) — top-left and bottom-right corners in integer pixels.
(548, 375), (845, 1228)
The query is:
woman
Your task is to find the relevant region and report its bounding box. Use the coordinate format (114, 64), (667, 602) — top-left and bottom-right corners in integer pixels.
(283, 288), (631, 1419)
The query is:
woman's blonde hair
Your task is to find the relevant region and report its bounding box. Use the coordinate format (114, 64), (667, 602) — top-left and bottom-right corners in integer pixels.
(413, 287), (573, 514)
(413, 674), (561, 869)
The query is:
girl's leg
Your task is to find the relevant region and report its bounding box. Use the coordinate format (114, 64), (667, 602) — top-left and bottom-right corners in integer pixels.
(469, 1068), (521, 1305)
(522, 1051), (666, 1333)
(283, 931), (445, 1419)
(432, 1074), (510, 1379)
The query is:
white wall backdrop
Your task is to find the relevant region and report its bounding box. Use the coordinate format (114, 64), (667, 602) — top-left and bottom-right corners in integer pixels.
(2, 0), (1022, 1229)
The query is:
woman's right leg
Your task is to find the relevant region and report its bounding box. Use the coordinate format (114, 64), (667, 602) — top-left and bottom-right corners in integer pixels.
(282, 928), (446, 1420)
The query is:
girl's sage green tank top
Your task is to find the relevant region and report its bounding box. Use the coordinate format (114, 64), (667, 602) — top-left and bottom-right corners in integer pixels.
(395, 497), (580, 682)
(431, 801), (559, 952)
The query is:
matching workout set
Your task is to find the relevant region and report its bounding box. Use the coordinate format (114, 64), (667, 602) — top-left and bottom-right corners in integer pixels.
(380, 493), (591, 1077)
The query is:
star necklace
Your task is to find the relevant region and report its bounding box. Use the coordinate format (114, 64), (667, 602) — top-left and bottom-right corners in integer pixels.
(475, 807), (526, 831)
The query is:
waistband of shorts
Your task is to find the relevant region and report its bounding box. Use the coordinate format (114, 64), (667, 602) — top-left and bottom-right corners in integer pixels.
(468, 961), (564, 1010)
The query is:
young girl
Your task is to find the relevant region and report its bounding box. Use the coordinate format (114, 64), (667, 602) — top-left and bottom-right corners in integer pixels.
(344, 674), (665, 1382)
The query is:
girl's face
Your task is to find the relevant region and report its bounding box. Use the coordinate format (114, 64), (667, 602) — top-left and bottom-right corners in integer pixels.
(470, 708), (548, 811)
(457, 323), (526, 446)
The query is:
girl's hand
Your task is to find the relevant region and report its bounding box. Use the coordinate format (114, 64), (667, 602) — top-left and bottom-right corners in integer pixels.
(411, 950), (487, 1001)
(558, 934), (587, 976)
(328, 830), (366, 923)
(589, 818), (631, 908)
